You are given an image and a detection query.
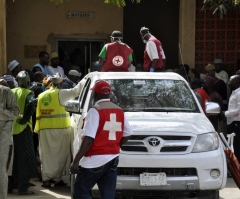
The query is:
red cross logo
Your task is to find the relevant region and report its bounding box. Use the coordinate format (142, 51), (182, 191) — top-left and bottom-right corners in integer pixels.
(112, 56), (123, 66)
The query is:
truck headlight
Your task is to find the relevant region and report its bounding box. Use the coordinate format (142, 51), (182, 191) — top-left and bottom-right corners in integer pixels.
(192, 133), (219, 153)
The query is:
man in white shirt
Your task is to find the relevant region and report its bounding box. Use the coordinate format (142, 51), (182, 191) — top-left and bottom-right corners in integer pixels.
(223, 75), (240, 162)
(48, 52), (65, 77)
(70, 80), (132, 199)
(140, 27), (166, 72)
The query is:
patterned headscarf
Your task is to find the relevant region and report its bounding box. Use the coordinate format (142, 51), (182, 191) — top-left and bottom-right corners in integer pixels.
(0, 79), (9, 87)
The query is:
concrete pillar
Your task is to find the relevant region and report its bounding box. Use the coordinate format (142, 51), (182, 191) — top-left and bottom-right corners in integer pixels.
(0, 0), (6, 76)
(179, 0), (196, 70)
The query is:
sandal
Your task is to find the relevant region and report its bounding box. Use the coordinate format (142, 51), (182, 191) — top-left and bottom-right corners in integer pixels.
(55, 180), (67, 186)
(19, 190), (35, 195)
(41, 181), (51, 188)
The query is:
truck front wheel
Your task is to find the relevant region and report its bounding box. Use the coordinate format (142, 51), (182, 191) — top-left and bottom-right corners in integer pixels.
(197, 190), (219, 199)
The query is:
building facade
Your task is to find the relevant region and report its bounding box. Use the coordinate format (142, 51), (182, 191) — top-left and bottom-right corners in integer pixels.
(1, 0), (195, 75)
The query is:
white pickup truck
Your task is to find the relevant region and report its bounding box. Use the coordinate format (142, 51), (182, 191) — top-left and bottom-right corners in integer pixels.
(66, 72), (227, 199)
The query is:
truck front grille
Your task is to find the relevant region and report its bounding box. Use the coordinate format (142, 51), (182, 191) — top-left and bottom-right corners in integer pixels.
(121, 135), (193, 153)
(160, 146), (188, 152)
(129, 135), (191, 141)
(118, 167), (197, 176)
(121, 146), (147, 152)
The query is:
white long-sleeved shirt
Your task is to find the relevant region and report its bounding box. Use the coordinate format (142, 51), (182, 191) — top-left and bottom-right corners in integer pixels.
(59, 78), (86, 106)
(146, 40), (166, 60)
(48, 66), (65, 77)
(215, 70), (229, 84)
(225, 87), (240, 125)
(80, 99), (133, 168)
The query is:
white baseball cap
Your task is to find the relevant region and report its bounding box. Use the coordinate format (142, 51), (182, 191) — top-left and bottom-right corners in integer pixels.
(8, 60), (19, 71)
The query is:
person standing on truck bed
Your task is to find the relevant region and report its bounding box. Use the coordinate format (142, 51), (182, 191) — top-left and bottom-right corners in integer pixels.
(70, 80), (133, 199)
(140, 26), (166, 72)
(99, 30), (133, 72)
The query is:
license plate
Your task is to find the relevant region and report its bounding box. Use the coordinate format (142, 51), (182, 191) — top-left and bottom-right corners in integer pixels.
(140, 173), (167, 186)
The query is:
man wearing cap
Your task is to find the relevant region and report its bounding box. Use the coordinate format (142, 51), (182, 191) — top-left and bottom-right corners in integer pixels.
(99, 30), (133, 72)
(0, 79), (19, 199)
(7, 60), (23, 87)
(10, 71), (37, 195)
(70, 80), (133, 199)
(32, 51), (53, 75)
(48, 52), (65, 77)
(62, 70), (81, 89)
(35, 73), (85, 187)
(214, 59), (229, 84)
(140, 27), (166, 72)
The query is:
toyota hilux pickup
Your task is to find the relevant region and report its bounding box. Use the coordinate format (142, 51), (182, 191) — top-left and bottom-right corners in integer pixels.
(66, 72), (227, 199)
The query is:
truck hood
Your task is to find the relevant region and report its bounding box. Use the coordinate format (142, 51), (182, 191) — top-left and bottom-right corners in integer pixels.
(125, 112), (214, 135)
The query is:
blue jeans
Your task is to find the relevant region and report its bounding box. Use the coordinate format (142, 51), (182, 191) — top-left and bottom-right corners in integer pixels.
(73, 156), (119, 199)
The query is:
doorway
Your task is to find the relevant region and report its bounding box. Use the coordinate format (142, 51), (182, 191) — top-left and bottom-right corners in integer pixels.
(57, 39), (106, 77)
(123, 0), (180, 69)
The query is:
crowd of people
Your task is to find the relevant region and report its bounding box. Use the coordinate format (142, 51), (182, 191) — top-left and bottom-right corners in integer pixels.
(188, 59), (240, 164)
(1, 27), (240, 199)
(0, 51), (84, 197)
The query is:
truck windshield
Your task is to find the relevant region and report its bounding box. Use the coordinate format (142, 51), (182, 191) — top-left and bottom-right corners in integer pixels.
(91, 79), (199, 113)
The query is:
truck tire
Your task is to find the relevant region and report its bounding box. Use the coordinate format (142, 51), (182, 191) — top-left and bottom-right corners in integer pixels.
(197, 190), (219, 199)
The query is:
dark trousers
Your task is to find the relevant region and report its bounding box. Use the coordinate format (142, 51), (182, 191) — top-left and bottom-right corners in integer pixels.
(154, 68), (164, 72)
(227, 121), (240, 163)
(73, 156), (119, 199)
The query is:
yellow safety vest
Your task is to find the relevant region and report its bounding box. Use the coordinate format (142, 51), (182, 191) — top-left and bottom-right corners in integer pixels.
(35, 87), (71, 133)
(12, 88), (32, 135)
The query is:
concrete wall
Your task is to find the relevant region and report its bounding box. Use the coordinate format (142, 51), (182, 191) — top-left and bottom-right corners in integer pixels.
(179, 0), (196, 71)
(0, 0), (6, 75)
(6, 0), (123, 70)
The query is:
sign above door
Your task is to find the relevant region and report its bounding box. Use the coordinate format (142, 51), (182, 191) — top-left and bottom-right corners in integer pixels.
(68, 12), (94, 18)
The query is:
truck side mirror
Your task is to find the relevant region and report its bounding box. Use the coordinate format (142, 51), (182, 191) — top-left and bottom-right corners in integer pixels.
(65, 100), (81, 114)
(205, 102), (220, 115)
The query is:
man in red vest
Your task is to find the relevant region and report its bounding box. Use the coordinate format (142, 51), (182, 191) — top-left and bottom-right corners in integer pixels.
(140, 27), (166, 72)
(70, 80), (132, 199)
(99, 30), (133, 72)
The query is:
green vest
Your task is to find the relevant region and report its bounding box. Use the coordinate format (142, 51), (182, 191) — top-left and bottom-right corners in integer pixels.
(35, 87), (71, 133)
(12, 88), (32, 135)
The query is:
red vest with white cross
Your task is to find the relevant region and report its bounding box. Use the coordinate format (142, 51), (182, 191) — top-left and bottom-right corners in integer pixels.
(101, 42), (133, 72)
(84, 101), (124, 157)
(143, 36), (164, 71)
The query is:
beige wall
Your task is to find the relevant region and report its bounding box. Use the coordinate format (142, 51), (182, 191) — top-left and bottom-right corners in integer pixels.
(6, 0), (123, 70)
(179, 0), (196, 71)
(0, 0), (6, 75)
(5, 0), (196, 73)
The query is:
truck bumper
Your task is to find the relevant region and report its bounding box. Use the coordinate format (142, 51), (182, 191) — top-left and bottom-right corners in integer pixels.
(113, 147), (227, 191)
